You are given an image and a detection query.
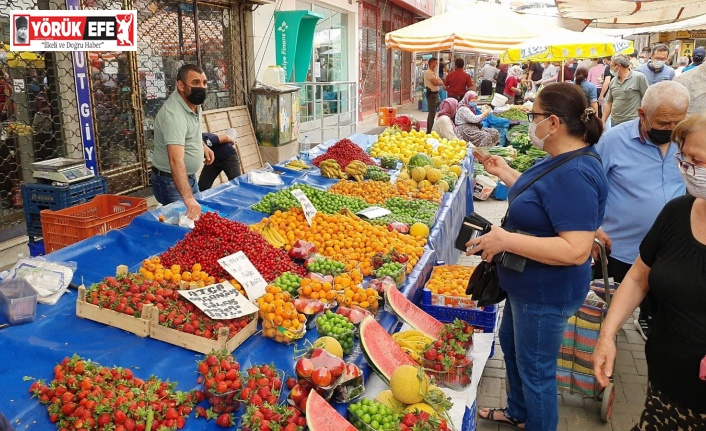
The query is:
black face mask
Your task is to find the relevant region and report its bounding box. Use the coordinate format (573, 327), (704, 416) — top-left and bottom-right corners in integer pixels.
(185, 85), (206, 105)
(644, 117), (672, 145)
(647, 128), (673, 145)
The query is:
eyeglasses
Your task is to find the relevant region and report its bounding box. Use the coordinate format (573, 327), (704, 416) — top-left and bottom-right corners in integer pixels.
(526, 112), (550, 122)
(675, 153), (704, 176)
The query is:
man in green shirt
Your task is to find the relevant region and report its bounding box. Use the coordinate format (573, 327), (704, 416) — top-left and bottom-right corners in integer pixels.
(151, 64), (214, 219)
(602, 54), (649, 127)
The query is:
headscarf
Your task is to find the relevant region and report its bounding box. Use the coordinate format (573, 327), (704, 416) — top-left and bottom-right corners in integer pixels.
(509, 65), (523, 78)
(436, 98), (458, 119)
(459, 91), (479, 115)
(459, 91), (478, 108)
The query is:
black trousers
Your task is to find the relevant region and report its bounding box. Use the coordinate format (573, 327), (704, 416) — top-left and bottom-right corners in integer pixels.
(426, 92), (439, 133)
(198, 153), (241, 191)
(480, 80), (494, 96)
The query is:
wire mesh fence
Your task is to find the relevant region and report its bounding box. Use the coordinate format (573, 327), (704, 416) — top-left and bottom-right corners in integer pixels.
(0, 0), (249, 240)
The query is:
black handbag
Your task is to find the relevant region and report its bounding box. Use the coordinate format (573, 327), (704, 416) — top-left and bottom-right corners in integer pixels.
(466, 259), (505, 306)
(464, 151), (601, 305)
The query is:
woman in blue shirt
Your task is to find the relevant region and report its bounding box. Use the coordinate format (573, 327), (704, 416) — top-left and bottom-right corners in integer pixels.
(468, 82), (608, 431)
(574, 66), (598, 113)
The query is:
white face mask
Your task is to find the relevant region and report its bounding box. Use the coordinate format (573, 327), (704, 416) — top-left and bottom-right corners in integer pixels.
(679, 164), (706, 200)
(528, 117), (551, 150)
(651, 60), (665, 69)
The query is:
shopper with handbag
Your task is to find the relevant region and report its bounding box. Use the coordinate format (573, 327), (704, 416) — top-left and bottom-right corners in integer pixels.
(468, 82), (608, 431)
(593, 112), (706, 430)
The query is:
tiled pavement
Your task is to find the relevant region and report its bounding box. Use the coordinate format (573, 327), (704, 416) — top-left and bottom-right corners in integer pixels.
(456, 199), (648, 430)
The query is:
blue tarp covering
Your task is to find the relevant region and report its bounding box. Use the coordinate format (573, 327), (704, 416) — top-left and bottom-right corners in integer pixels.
(0, 135), (474, 430)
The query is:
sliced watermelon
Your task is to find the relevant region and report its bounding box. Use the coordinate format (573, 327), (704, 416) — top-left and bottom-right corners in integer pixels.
(306, 389), (357, 431)
(385, 285), (443, 339)
(359, 316), (418, 382)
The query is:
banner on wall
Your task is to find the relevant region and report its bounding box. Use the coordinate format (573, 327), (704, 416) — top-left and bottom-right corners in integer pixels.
(274, 10), (322, 82)
(9, 9), (137, 52)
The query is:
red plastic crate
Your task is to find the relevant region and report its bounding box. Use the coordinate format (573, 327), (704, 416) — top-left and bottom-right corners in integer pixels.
(40, 195), (147, 253)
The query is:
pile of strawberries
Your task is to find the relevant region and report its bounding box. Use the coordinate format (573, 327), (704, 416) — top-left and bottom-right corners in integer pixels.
(85, 273), (253, 340)
(421, 319), (474, 388)
(29, 355), (195, 431)
(400, 410), (451, 431)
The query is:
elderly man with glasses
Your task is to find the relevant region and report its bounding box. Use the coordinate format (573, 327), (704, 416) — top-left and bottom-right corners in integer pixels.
(593, 80), (690, 341)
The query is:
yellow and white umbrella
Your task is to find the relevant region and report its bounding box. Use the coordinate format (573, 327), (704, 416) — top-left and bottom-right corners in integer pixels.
(385, 3), (565, 54)
(501, 31), (634, 63)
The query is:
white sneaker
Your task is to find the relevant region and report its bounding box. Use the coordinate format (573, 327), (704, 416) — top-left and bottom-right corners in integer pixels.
(634, 318), (650, 341)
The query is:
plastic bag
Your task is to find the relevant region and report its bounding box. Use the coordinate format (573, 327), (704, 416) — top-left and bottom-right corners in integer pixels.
(156, 202), (217, 227)
(4, 257), (76, 305)
(247, 164), (284, 187)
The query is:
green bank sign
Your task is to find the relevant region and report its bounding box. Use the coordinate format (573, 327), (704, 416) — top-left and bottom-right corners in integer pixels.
(274, 10), (323, 82)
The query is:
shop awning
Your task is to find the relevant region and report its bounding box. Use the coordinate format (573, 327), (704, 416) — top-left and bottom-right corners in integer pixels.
(501, 30), (634, 62)
(384, 3), (566, 53)
(556, 0), (706, 29)
(1, 44), (45, 68)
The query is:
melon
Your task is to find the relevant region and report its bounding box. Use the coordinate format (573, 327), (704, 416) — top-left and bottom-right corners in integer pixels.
(306, 390), (357, 431)
(385, 284), (443, 339)
(390, 365), (429, 404)
(410, 222), (430, 238)
(408, 153), (434, 170)
(437, 179), (450, 192)
(375, 390), (407, 412)
(405, 403), (437, 417)
(417, 179), (432, 190)
(450, 165), (462, 177)
(314, 336), (343, 359)
(426, 168), (442, 183)
(405, 179), (418, 189)
(431, 156), (444, 168)
(359, 316), (418, 382)
(410, 167), (426, 182)
(397, 171), (410, 180)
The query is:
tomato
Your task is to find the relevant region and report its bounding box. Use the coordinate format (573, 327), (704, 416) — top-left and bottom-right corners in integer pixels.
(311, 367), (332, 387)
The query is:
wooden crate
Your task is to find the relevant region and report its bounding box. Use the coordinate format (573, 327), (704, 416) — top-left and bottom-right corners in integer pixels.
(201, 106), (264, 176)
(149, 312), (258, 354)
(75, 266), (152, 337)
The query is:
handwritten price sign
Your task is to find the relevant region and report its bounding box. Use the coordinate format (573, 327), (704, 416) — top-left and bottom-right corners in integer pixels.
(218, 252), (268, 301)
(178, 281), (259, 319)
(290, 189), (317, 226)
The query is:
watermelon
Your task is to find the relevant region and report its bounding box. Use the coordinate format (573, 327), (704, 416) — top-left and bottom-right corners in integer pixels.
(385, 285), (443, 339)
(359, 316), (418, 382)
(408, 153), (434, 170)
(306, 388), (357, 431)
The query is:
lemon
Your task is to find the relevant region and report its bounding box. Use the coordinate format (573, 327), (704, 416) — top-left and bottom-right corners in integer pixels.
(410, 223), (430, 239)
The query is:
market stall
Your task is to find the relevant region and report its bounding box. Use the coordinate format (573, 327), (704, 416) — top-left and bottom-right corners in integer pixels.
(0, 133), (490, 431)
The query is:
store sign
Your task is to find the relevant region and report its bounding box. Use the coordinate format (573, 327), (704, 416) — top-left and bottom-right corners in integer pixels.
(690, 30), (706, 39)
(658, 32), (669, 43)
(613, 40), (631, 54)
(274, 11), (322, 82)
(680, 41), (694, 58)
(9, 9), (137, 51)
(178, 281), (259, 320)
(676, 31), (691, 39)
(218, 251), (268, 301)
(63, 0), (97, 175)
(520, 45), (548, 60)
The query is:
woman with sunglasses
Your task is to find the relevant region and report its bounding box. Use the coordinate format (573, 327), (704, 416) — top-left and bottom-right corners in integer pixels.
(593, 112), (706, 430)
(468, 82), (608, 431)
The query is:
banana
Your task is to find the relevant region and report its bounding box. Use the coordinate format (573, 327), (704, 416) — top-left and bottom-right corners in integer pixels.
(285, 162), (303, 171)
(261, 224), (285, 248)
(268, 225), (286, 245)
(400, 346), (421, 363)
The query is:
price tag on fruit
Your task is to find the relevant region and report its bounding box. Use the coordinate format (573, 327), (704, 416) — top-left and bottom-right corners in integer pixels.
(356, 206), (392, 220)
(178, 281), (259, 319)
(290, 189), (317, 226)
(218, 252), (268, 301)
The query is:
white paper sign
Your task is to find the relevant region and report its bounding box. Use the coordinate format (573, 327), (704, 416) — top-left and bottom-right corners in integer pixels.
(13, 79), (24, 93)
(178, 281), (259, 319)
(218, 252), (268, 300)
(290, 189), (317, 226)
(357, 206), (392, 220)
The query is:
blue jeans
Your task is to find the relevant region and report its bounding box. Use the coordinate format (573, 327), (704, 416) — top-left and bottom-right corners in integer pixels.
(151, 171), (198, 206)
(500, 293), (585, 431)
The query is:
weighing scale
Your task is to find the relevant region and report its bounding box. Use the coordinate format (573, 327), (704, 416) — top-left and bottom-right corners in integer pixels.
(32, 158), (94, 184)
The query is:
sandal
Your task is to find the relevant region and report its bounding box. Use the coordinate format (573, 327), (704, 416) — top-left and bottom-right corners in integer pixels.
(478, 407), (525, 430)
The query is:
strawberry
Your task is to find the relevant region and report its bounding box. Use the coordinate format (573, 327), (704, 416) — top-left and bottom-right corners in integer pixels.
(423, 348), (438, 361)
(215, 413), (234, 427)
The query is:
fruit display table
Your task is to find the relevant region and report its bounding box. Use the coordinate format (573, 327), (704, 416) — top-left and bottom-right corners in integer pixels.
(0, 133), (479, 430)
